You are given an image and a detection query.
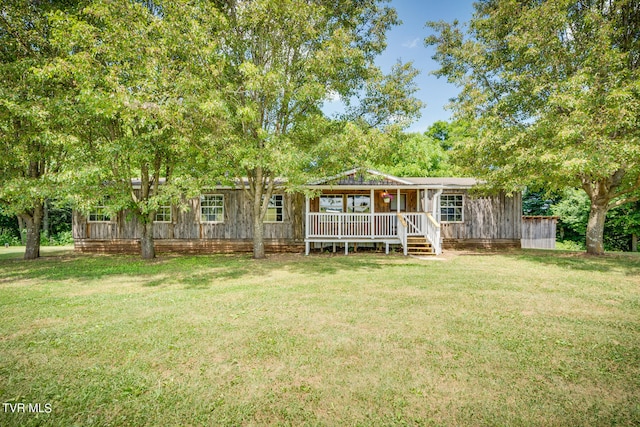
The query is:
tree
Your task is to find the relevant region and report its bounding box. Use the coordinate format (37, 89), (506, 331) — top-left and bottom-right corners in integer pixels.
(212, 0), (422, 258)
(426, 0), (640, 255)
(0, 1), (83, 259)
(52, 0), (227, 259)
(375, 131), (453, 177)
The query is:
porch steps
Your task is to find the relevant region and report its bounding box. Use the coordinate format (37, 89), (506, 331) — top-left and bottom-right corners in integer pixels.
(406, 236), (435, 255)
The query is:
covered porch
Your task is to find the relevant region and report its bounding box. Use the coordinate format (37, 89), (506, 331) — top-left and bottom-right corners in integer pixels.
(304, 185), (443, 256)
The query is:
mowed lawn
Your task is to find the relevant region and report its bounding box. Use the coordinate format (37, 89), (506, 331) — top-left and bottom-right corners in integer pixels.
(1, 247), (639, 426)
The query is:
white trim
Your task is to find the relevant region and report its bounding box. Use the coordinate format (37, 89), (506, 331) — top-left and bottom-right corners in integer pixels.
(263, 194), (285, 223)
(153, 205), (172, 223)
(200, 194), (225, 223)
(440, 193), (464, 223)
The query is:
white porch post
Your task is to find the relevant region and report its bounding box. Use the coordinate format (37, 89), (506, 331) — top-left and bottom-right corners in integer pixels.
(433, 189), (442, 222)
(370, 188), (374, 239)
(305, 196), (310, 255)
(396, 188), (400, 213)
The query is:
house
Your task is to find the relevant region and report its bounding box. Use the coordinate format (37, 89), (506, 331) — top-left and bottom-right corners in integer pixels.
(72, 169), (523, 255)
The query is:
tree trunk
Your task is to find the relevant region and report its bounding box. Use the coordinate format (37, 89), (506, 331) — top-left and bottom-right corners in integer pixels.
(632, 234), (638, 252)
(21, 202), (44, 260)
(42, 199), (49, 238)
(140, 220), (156, 259)
(253, 197), (266, 259)
(17, 215), (26, 245)
(585, 200), (608, 256)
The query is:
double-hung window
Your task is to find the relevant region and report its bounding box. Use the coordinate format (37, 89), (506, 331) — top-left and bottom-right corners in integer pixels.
(265, 195), (284, 222)
(201, 195), (224, 222)
(154, 206), (172, 223)
(440, 194), (464, 222)
(88, 205), (110, 222)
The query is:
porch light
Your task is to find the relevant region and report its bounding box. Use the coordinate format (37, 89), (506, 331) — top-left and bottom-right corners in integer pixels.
(381, 191), (394, 203)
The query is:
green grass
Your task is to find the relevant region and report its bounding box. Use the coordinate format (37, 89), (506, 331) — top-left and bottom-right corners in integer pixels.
(1, 248), (639, 426)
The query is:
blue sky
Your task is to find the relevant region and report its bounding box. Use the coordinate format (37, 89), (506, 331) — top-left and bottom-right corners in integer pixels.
(377, 0), (476, 132)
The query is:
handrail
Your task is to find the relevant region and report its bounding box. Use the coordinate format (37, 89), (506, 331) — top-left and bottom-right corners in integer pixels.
(425, 212), (442, 255)
(426, 212), (440, 229)
(396, 213), (408, 255)
(396, 212), (407, 227)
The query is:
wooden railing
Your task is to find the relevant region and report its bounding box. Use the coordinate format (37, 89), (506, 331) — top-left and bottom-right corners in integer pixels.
(306, 213), (398, 239)
(306, 211), (442, 256)
(396, 213), (408, 256)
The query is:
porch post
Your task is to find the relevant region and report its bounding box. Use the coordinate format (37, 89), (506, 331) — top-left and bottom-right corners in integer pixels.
(305, 196), (310, 255)
(370, 188), (374, 239)
(396, 188), (400, 213)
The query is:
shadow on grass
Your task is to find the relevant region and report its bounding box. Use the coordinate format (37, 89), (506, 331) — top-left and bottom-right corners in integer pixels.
(0, 251), (387, 288)
(506, 249), (640, 276)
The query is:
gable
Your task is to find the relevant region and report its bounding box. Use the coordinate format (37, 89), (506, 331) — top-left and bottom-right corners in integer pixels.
(309, 169), (413, 186)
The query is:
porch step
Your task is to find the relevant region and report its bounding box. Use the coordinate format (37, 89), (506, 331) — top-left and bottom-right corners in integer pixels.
(406, 236), (435, 255)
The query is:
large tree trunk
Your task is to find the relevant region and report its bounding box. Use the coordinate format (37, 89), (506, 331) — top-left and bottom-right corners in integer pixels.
(21, 202), (44, 260)
(632, 234), (638, 252)
(253, 193), (266, 259)
(585, 200), (608, 255)
(140, 220), (156, 260)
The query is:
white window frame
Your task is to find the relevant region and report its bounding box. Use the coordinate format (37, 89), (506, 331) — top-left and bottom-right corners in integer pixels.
(347, 194), (371, 213)
(319, 195), (344, 213)
(154, 205), (172, 223)
(88, 205), (111, 222)
(200, 194), (224, 223)
(264, 194), (284, 223)
(440, 194), (464, 223)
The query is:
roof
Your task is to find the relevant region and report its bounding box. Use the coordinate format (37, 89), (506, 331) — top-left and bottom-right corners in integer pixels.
(404, 177), (479, 187)
(307, 169), (479, 189)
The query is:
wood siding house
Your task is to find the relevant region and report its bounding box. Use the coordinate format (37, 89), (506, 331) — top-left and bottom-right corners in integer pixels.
(73, 169), (523, 255)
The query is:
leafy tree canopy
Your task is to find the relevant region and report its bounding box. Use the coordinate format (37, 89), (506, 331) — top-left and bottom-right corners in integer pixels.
(426, 0), (640, 255)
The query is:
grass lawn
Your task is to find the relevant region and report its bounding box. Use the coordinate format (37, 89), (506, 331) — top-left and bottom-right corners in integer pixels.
(1, 247), (639, 426)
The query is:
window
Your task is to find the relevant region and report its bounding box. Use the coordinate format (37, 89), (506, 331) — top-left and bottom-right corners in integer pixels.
(440, 194), (464, 222)
(154, 206), (172, 223)
(265, 195), (284, 222)
(201, 194), (224, 222)
(319, 195), (343, 213)
(390, 194), (406, 211)
(347, 195), (370, 213)
(88, 205), (110, 222)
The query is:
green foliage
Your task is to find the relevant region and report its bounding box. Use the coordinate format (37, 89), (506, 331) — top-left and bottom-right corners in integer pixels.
(551, 189), (640, 251)
(522, 189), (557, 216)
(376, 131), (452, 177)
(551, 188), (590, 241)
(426, 0), (640, 254)
(40, 231), (74, 246)
(0, 228), (21, 246)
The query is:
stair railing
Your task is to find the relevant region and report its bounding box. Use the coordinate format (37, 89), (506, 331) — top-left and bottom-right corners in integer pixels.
(396, 213), (408, 256)
(425, 213), (442, 255)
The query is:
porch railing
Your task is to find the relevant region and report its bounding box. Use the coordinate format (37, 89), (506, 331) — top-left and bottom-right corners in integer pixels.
(306, 211), (442, 255)
(425, 212), (442, 255)
(306, 213), (397, 239)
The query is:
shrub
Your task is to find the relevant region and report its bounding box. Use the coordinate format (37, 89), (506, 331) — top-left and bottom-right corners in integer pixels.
(0, 228), (21, 246)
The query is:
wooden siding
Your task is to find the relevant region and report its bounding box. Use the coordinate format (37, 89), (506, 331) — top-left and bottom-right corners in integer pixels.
(73, 190), (303, 242)
(521, 216), (557, 249)
(440, 191), (522, 241)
